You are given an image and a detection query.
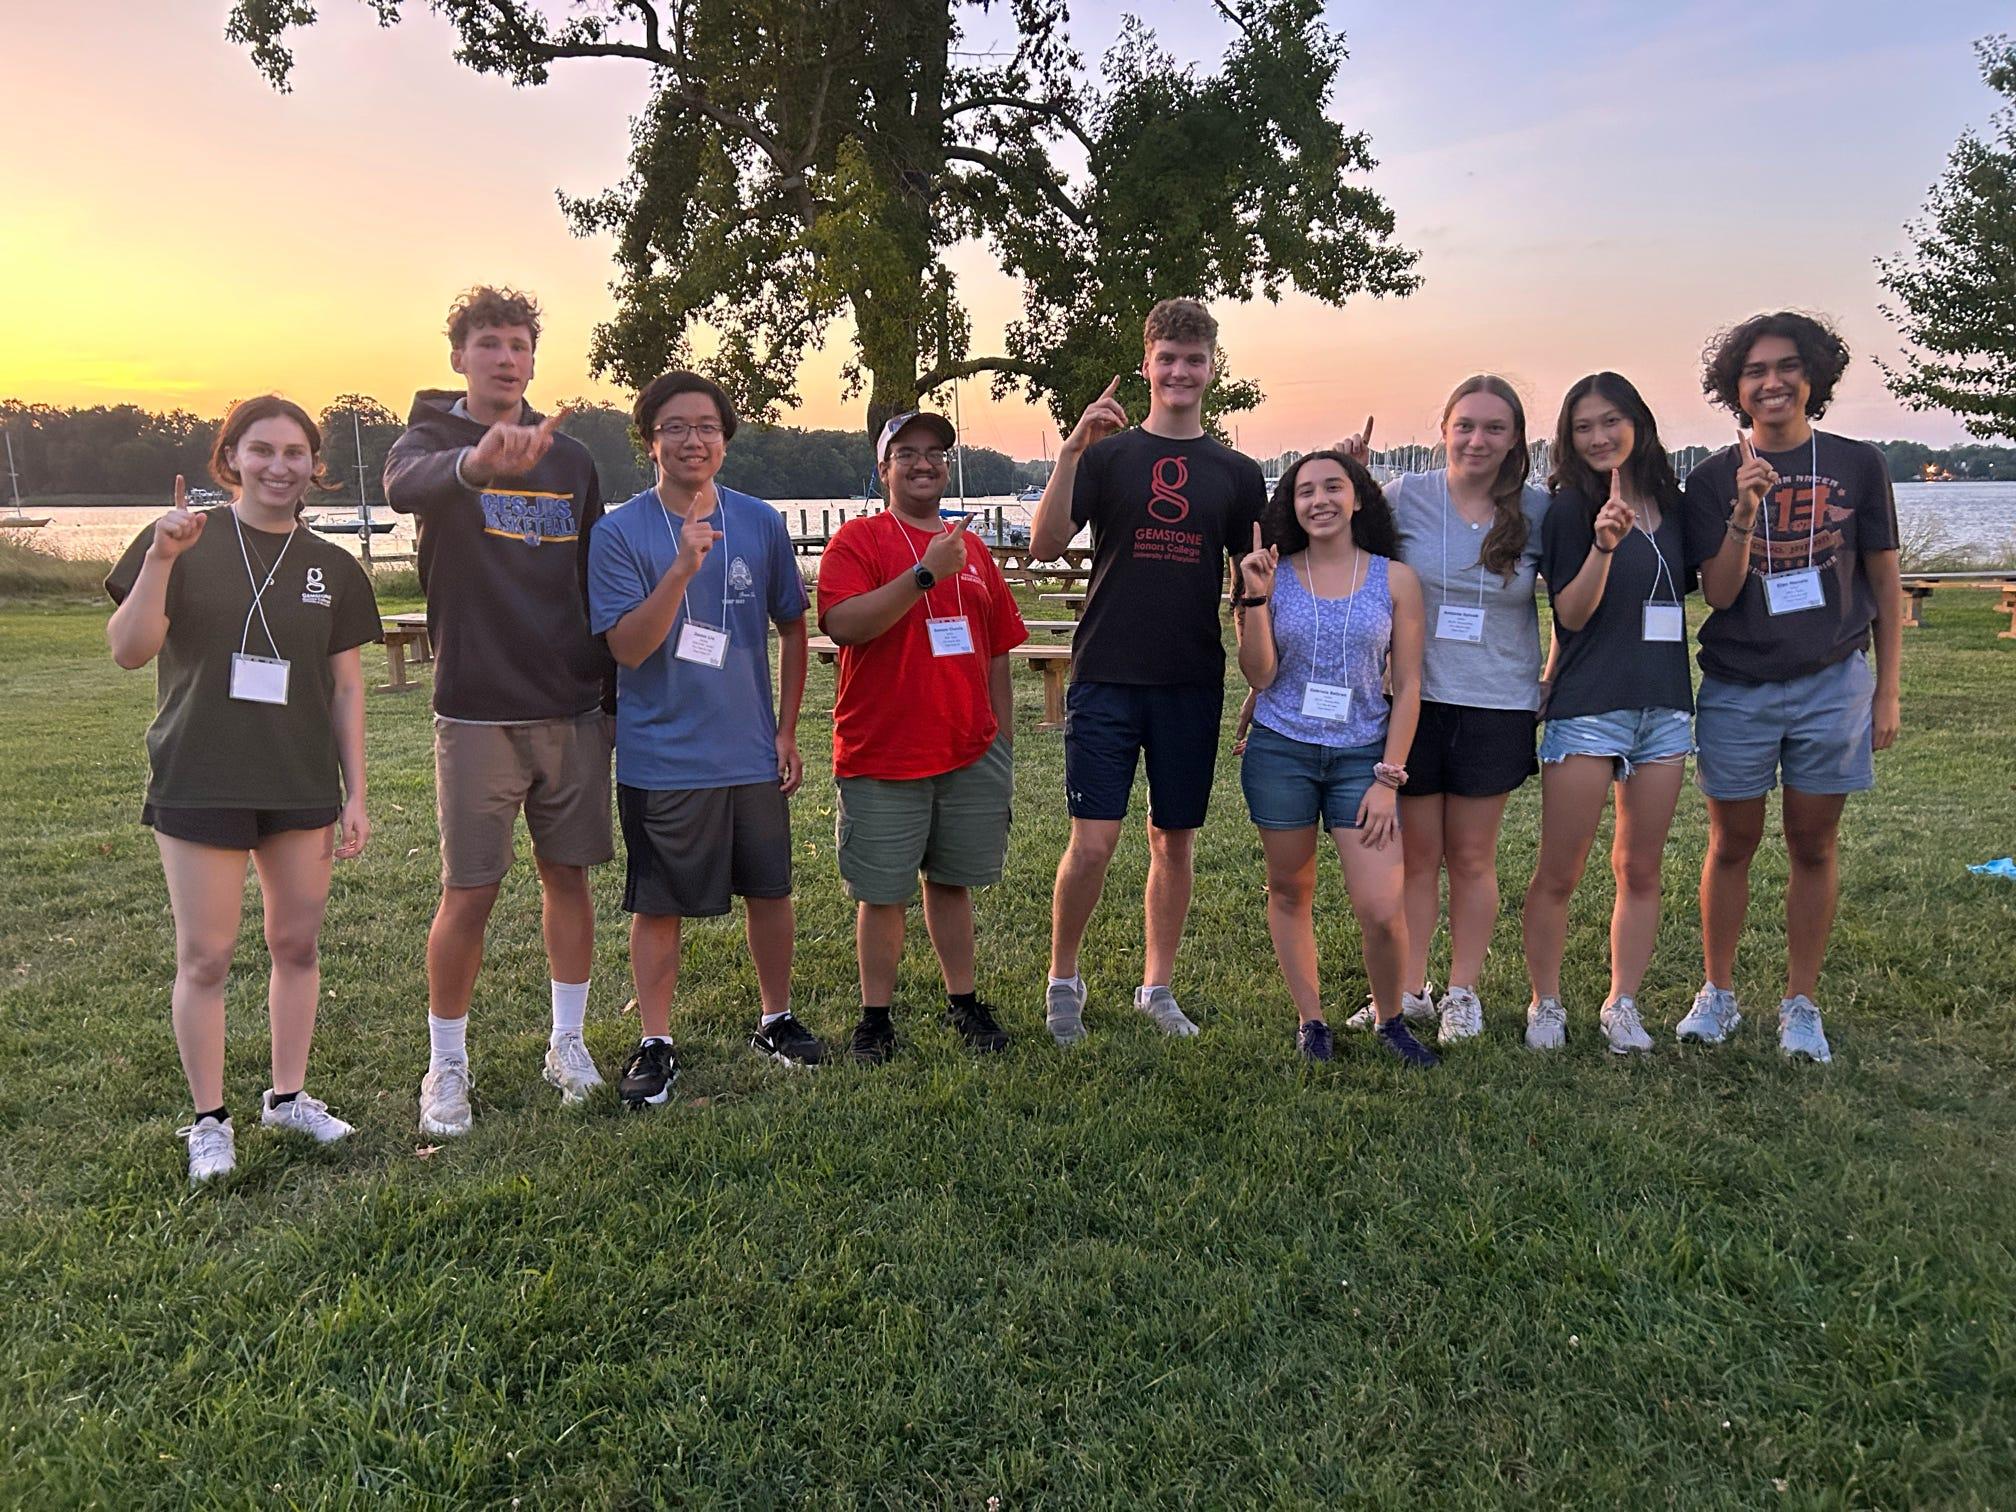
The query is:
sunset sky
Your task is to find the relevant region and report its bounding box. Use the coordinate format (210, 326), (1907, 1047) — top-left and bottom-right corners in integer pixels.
(3, 1), (2007, 459)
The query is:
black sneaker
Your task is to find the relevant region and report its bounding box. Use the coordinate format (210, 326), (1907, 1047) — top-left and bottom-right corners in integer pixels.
(1297, 1019), (1334, 1062)
(848, 1011), (897, 1065)
(1374, 1017), (1441, 1069)
(618, 1038), (679, 1108)
(944, 998), (1010, 1054)
(751, 1013), (825, 1067)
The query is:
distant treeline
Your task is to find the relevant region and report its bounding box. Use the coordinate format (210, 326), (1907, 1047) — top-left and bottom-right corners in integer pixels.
(0, 399), (1046, 505)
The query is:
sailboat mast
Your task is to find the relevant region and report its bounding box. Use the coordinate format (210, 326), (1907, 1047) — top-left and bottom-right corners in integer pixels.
(353, 409), (374, 567)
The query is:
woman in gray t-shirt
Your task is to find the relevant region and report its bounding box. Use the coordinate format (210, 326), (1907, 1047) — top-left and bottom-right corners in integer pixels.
(1383, 376), (1549, 1050)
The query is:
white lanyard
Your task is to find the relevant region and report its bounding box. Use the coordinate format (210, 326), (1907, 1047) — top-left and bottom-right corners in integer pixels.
(1756, 431), (1820, 573)
(891, 512), (967, 620)
(1631, 510), (1685, 643)
(231, 509), (298, 659)
(1435, 469), (1489, 642)
(1300, 548), (1363, 683)
(1633, 514), (1678, 603)
(659, 488), (729, 630)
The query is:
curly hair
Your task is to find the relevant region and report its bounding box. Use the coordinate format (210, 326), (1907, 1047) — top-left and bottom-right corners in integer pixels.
(1700, 310), (1849, 423)
(1263, 450), (1398, 559)
(1548, 371), (1682, 513)
(446, 286), (543, 350)
(208, 395), (340, 508)
(1441, 374), (1530, 581)
(1143, 297), (1218, 351)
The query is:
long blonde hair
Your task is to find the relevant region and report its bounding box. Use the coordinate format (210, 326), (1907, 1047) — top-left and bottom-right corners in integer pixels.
(1441, 374), (1530, 581)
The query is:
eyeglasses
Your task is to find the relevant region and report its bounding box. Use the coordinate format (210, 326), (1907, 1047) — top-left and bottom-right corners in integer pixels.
(653, 421), (725, 442)
(888, 447), (949, 467)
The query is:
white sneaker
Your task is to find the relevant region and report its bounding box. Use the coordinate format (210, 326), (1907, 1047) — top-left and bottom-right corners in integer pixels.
(1437, 985), (1484, 1045)
(177, 1115), (236, 1185)
(542, 1032), (604, 1104)
(1599, 996), (1654, 1056)
(1045, 977), (1088, 1046)
(261, 1090), (354, 1143)
(1676, 983), (1742, 1045)
(1135, 986), (1201, 1037)
(1778, 995), (1833, 1063)
(1525, 996), (1567, 1050)
(1347, 982), (1436, 1030)
(419, 1057), (474, 1137)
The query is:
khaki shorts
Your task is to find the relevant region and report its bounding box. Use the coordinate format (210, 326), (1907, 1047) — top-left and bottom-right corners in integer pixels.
(836, 736), (1013, 905)
(434, 712), (615, 888)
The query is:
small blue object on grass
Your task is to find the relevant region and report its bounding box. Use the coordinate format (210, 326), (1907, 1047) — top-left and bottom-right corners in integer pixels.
(1967, 857), (2016, 879)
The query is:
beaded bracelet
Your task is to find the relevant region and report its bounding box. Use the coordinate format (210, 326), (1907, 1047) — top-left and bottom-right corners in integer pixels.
(1373, 762), (1408, 789)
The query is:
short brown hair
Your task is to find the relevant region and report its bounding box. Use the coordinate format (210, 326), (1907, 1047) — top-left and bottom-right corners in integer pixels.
(632, 370), (739, 446)
(1143, 298), (1218, 351)
(447, 286), (542, 350)
(208, 395), (339, 506)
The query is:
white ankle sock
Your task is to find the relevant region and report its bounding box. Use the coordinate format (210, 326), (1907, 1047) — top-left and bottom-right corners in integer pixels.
(550, 980), (589, 1044)
(428, 1012), (467, 1066)
(1048, 974), (1083, 992)
(759, 1010), (789, 1027)
(1135, 983), (1168, 1006)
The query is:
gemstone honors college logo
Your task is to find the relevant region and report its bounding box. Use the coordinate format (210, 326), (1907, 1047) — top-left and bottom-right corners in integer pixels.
(1147, 456), (1191, 523)
(300, 565), (332, 607)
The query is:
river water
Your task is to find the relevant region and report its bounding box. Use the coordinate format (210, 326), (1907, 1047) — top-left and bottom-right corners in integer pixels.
(14, 482), (2016, 567)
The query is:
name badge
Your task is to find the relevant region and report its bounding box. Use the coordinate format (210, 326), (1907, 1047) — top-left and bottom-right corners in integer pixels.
(926, 616), (976, 657)
(674, 622), (730, 668)
(1642, 603), (1685, 642)
(1435, 604), (1486, 642)
(1763, 568), (1825, 616)
(229, 653), (291, 705)
(1300, 681), (1354, 722)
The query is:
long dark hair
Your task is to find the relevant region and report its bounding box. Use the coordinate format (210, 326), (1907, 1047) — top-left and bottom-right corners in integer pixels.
(1440, 374), (1530, 581)
(208, 395), (339, 513)
(1264, 450), (1399, 558)
(1549, 372), (1682, 518)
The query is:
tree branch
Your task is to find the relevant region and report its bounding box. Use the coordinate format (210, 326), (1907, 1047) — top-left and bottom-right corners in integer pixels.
(613, 0), (662, 55)
(946, 93), (1095, 154)
(917, 356), (1042, 390)
(942, 145), (1087, 227)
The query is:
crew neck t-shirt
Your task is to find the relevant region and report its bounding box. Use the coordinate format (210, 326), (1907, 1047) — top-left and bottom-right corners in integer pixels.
(587, 484), (808, 790)
(1539, 484), (1695, 720)
(1067, 429), (1266, 686)
(1252, 551), (1394, 749)
(1680, 431), (1898, 686)
(1387, 470), (1549, 711)
(106, 509), (383, 809)
(816, 511), (1030, 781)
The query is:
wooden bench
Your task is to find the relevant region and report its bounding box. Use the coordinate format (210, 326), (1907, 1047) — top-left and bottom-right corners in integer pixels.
(1900, 574), (2016, 636)
(1039, 592), (1088, 618)
(378, 612), (432, 693)
(1021, 619), (1077, 636)
(808, 635), (1074, 731)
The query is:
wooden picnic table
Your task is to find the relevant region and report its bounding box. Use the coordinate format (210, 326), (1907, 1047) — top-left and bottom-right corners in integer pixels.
(378, 612), (432, 693)
(808, 635), (1074, 731)
(991, 544), (1095, 587)
(1899, 573), (2016, 637)
(1039, 592), (1088, 618)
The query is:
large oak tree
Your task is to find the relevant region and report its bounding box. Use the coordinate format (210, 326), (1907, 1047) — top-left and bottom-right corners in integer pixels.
(230, 0), (1419, 436)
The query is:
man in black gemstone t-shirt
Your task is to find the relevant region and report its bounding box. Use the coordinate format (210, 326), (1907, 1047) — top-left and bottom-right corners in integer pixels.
(1029, 298), (1267, 1045)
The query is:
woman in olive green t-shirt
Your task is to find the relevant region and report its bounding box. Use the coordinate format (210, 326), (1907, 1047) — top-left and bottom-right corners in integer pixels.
(106, 395), (380, 1187)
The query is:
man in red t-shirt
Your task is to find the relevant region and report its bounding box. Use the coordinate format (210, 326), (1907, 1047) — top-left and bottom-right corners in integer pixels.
(817, 411), (1029, 1062)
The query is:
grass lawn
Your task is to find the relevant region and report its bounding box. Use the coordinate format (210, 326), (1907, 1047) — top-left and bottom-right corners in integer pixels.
(1, 590), (2013, 1507)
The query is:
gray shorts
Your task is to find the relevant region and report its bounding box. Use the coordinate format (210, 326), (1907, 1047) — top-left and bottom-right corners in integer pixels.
(434, 712), (615, 888)
(1696, 654), (1876, 801)
(618, 781), (792, 918)
(836, 737), (1013, 905)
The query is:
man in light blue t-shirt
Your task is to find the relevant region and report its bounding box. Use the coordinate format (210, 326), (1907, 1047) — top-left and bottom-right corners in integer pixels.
(586, 370), (819, 1103)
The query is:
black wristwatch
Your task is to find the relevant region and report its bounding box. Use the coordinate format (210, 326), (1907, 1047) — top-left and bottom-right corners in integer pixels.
(912, 563), (936, 591)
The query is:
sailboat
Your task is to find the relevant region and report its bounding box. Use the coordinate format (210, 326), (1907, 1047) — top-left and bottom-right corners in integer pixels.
(309, 412), (393, 543)
(4, 430), (51, 528)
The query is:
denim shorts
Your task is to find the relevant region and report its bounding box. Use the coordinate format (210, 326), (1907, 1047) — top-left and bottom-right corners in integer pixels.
(1240, 722), (1385, 831)
(1695, 653), (1876, 800)
(1540, 707), (1693, 781)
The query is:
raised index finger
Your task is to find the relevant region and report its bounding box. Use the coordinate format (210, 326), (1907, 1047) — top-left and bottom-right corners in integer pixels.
(173, 473), (187, 510)
(1100, 375), (1121, 401)
(1362, 415), (1375, 447)
(1252, 521), (1263, 554)
(1738, 431), (1756, 464)
(1609, 466), (1622, 501)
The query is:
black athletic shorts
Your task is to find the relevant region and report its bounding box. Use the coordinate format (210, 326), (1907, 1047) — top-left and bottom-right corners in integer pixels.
(618, 781), (792, 918)
(1402, 702), (1538, 799)
(1063, 680), (1224, 830)
(143, 803), (339, 850)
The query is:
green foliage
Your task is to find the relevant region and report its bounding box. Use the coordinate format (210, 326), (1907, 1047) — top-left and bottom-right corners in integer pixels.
(2, 403), (213, 499)
(0, 537), (109, 601)
(226, 0), (1420, 438)
(1875, 437), (2016, 482)
(1, 599), (2014, 1502)
(1879, 35), (2016, 441)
